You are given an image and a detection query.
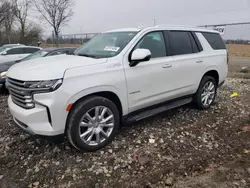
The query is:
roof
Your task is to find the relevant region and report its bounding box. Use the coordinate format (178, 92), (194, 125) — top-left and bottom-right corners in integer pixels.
(42, 47), (77, 51)
(10, 46), (41, 49)
(105, 25), (219, 34)
(105, 28), (141, 33)
(2, 44), (24, 47)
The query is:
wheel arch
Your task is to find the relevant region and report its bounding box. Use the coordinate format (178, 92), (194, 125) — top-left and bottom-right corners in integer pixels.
(202, 70), (219, 85)
(65, 87), (126, 132)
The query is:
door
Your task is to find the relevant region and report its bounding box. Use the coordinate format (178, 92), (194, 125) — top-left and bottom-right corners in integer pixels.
(166, 30), (204, 95)
(124, 31), (176, 112)
(4, 47), (25, 62)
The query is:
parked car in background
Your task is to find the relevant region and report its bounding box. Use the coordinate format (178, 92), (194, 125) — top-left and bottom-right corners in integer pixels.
(20, 47), (77, 62)
(0, 43), (24, 47)
(6, 26), (228, 151)
(0, 47), (77, 88)
(0, 44), (25, 54)
(0, 46), (41, 64)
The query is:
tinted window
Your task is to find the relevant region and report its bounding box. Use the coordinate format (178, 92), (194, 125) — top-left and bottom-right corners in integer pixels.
(24, 48), (39, 54)
(48, 50), (67, 56)
(189, 33), (199, 53)
(6, 48), (23, 55)
(168, 31), (194, 56)
(68, 49), (76, 54)
(202, 32), (226, 50)
(134, 31), (166, 58)
(21, 50), (49, 62)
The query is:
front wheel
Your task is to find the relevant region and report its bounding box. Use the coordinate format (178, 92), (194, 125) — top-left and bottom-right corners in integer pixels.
(0, 83), (7, 94)
(66, 96), (120, 152)
(194, 76), (217, 109)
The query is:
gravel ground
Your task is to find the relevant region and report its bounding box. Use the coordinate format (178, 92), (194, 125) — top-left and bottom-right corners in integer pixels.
(1, 65), (250, 188)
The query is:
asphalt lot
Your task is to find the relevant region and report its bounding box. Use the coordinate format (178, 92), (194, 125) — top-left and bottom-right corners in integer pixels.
(0, 59), (250, 188)
(230, 57), (250, 66)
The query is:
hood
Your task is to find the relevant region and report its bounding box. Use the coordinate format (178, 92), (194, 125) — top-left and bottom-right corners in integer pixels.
(7, 55), (107, 81)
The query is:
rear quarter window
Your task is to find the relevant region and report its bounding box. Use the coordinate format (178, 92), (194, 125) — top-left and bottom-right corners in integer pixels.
(202, 32), (226, 50)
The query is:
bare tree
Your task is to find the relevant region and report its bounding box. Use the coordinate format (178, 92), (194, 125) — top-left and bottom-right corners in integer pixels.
(0, 0), (16, 43)
(0, 1), (9, 24)
(33, 0), (74, 45)
(0, 0), (43, 45)
(14, 0), (31, 43)
(0, 0), (15, 24)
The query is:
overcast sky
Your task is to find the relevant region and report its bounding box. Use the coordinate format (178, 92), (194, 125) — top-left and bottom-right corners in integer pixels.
(50, 0), (250, 39)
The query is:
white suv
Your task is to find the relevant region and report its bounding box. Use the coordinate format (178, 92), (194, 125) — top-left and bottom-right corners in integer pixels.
(6, 26), (228, 151)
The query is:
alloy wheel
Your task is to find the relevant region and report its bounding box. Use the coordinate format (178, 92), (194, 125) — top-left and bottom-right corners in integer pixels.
(78, 106), (114, 146)
(201, 81), (216, 107)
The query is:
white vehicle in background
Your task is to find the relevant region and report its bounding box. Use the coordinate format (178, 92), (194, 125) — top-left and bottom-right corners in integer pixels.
(0, 46), (41, 64)
(6, 25), (228, 152)
(0, 44), (24, 56)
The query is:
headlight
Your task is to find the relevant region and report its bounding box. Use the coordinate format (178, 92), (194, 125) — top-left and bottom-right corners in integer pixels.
(24, 79), (63, 92)
(0, 71), (7, 79)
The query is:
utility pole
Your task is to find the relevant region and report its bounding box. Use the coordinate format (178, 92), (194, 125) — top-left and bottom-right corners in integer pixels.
(153, 18), (156, 26)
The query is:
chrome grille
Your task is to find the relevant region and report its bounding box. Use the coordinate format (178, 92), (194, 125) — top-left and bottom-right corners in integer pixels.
(6, 77), (35, 109)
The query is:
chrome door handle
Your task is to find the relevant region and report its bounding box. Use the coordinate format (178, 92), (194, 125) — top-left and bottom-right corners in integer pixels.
(196, 60), (203, 63)
(162, 64), (172, 68)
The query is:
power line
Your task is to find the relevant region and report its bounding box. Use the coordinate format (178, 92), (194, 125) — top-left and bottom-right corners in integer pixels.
(168, 7), (250, 23)
(199, 22), (250, 27)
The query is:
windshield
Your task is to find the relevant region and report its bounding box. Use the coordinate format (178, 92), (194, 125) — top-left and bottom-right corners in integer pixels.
(0, 47), (9, 54)
(21, 50), (49, 62)
(75, 32), (138, 58)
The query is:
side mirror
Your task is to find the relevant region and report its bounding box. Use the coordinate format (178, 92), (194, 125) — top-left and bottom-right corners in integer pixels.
(1, 51), (7, 55)
(129, 49), (151, 67)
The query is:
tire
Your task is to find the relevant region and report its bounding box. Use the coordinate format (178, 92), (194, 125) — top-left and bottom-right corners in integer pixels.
(0, 84), (7, 94)
(66, 96), (120, 152)
(194, 76), (217, 109)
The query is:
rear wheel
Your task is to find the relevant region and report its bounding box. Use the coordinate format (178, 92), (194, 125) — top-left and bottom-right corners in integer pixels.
(66, 96), (120, 152)
(194, 76), (217, 109)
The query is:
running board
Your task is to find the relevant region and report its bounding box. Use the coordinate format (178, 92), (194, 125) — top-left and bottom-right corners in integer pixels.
(124, 97), (192, 124)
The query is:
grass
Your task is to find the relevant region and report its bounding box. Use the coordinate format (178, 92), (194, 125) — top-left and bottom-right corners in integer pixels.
(227, 44), (250, 58)
(240, 68), (250, 73)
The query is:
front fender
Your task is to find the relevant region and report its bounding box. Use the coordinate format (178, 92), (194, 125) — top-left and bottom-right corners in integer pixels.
(66, 85), (129, 115)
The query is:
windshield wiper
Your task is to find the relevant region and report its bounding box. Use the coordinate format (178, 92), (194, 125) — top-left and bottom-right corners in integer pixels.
(77, 53), (97, 58)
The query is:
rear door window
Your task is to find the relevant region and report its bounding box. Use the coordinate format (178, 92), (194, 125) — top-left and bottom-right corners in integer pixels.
(23, 48), (40, 54)
(168, 31), (194, 56)
(201, 32), (226, 50)
(6, 48), (24, 55)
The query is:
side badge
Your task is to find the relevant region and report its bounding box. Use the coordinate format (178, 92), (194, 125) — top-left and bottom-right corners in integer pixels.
(107, 63), (122, 69)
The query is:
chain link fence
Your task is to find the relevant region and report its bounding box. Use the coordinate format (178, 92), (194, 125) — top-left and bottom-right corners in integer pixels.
(42, 33), (100, 48)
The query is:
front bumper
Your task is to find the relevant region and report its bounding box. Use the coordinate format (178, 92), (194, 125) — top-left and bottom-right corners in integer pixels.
(9, 96), (62, 136)
(13, 118), (64, 142)
(8, 90), (70, 136)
